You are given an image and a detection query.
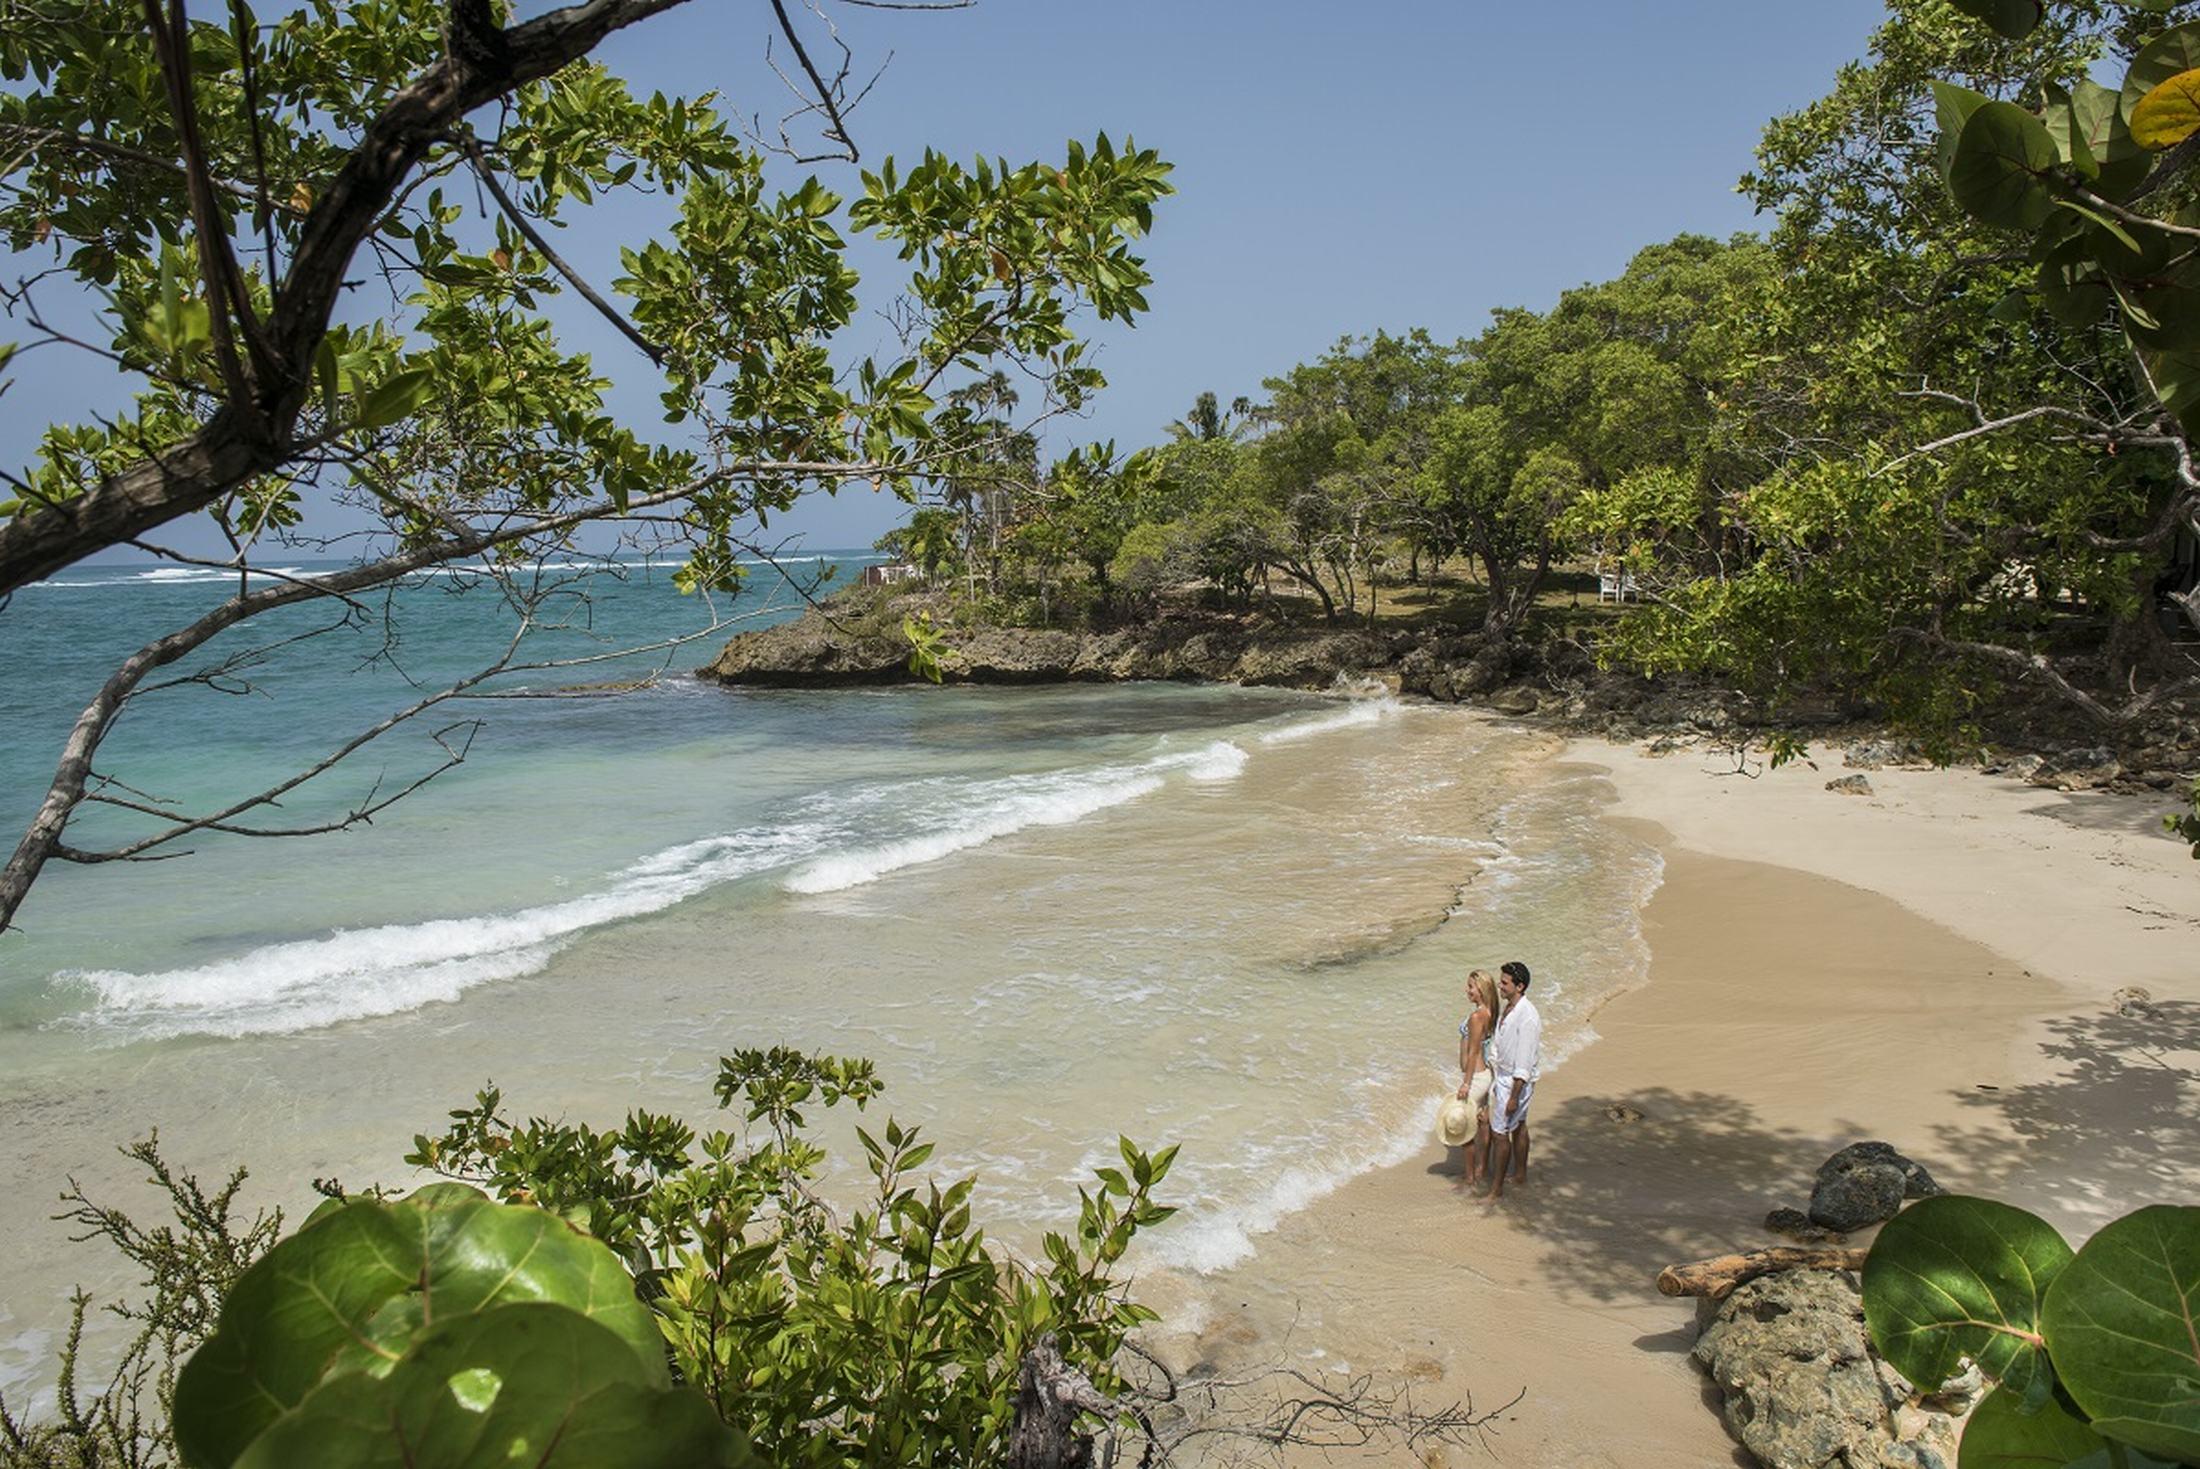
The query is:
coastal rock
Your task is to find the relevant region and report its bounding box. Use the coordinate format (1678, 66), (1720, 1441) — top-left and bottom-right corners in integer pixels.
(1996, 753), (2047, 780)
(1824, 774), (1874, 797)
(1488, 685), (1539, 716)
(1808, 1142), (1943, 1231)
(1842, 739), (1913, 770)
(2113, 985), (2154, 1019)
(1693, 1270), (1976, 1469)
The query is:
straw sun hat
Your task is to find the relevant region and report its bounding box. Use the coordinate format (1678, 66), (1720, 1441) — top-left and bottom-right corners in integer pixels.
(1437, 1096), (1475, 1148)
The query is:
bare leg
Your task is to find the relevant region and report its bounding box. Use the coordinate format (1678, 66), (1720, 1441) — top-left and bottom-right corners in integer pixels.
(1487, 1131), (1512, 1199)
(1468, 1114), (1491, 1186)
(1511, 1120), (1530, 1182)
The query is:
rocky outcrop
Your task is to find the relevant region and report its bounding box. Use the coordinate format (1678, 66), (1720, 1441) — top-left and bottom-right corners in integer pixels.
(700, 597), (1398, 691)
(1693, 1270), (1981, 1469)
(1807, 1143), (1944, 1233)
(694, 592), (2200, 794)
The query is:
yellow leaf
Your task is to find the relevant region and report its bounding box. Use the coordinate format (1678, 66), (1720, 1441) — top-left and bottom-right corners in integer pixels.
(2131, 67), (2200, 150)
(491, 247), (511, 271)
(287, 179), (314, 213)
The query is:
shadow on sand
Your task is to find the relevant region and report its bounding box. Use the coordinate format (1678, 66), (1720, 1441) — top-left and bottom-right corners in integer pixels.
(1484, 1087), (1815, 1306)
(1928, 999), (2200, 1225)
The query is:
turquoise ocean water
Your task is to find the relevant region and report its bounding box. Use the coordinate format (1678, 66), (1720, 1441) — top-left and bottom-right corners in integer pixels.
(0, 554), (1663, 1398)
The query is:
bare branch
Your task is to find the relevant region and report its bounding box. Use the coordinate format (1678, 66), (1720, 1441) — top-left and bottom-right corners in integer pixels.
(458, 133), (665, 366)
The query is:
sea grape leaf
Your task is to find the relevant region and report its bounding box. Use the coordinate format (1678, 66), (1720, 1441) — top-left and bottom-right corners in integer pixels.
(2138, 344), (2200, 433)
(2123, 22), (2200, 125)
(1862, 1196), (2072, 1412)
(1948, 0), (2043, 40)
(1957, 1383), (2107, 1469)
(2042, 82), (2107, 180)
(1948, 102), (2065, 230)
(1934, 81), (1998, 179)
(231, 1303), (751, 1469)
(2131, 68), (2200, 150)
(2065, 78), (2153, 199)
(174, 1186), (664, 1469)
(2040, 1205), (2200, 1465)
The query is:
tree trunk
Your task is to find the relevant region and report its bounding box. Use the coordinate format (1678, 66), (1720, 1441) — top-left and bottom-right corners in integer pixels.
(1003, 1334), (1115, 1469)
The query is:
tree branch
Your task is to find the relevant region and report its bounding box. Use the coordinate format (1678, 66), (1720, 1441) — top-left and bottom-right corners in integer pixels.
(0, 0), (699, 596)
(458, 133), (664, 365)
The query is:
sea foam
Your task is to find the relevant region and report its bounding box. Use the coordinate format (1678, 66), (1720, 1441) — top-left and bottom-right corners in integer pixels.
(62, 824), (824, 1041)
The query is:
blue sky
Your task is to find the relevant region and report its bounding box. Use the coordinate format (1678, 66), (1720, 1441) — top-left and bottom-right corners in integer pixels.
(12, 0), (1892, 561)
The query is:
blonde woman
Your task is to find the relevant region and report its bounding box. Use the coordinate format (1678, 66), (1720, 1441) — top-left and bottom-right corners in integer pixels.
(1455, 969), (1503, 1187)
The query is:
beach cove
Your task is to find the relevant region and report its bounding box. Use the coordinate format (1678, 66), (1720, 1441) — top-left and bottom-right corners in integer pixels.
(2, 659), (2193, 1461)
(1132, 735), (2200, 1467)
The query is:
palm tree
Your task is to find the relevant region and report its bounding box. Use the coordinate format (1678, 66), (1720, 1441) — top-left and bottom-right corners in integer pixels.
(1165, 390), (1257, 443)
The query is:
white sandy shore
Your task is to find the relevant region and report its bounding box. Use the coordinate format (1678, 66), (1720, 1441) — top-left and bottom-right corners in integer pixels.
(1140, 732), (2200, 1468)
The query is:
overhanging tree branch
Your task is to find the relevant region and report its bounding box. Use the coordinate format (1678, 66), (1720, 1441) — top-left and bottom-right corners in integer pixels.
(0, 0), (699, 596)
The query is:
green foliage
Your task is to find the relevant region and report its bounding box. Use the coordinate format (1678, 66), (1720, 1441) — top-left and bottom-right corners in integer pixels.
(2167, 777), (2200, 854)
(1863, 1195), (2073, 1410)
(2037, 1206), (2200, 1461)
(0, 1138), (280, 1469)
(227, 1304), (746, 1469)
(406, 1049), (1176, 1466)
(6, 1053), (1179, 1468)
(1862, 1195), (2200, 1468)
(172, 1184), (696, 1469)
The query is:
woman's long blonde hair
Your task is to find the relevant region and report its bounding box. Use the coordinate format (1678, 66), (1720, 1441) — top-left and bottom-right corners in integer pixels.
(1466, 969), (1502, 1040)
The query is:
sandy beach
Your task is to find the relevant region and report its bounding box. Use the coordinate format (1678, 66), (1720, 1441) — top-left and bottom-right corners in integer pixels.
(1140, 735), (2200, 1467)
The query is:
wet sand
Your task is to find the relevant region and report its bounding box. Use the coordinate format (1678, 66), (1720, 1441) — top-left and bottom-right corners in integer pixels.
(1139, 740), (2200, 1467)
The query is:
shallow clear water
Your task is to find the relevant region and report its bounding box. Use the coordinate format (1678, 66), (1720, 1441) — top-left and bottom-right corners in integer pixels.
(0, 558), (1662, 1396)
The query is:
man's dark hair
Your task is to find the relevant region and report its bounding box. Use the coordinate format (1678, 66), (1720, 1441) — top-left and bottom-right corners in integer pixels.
(1500, 960), (1531, 990)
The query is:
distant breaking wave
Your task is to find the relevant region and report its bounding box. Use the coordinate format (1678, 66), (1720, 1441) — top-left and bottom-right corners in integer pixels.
(57, 726), (1334, 1040)
(783, 740), (1246, 895)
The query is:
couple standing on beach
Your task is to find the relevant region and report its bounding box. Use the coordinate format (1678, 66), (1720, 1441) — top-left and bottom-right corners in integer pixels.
(1453, 961), (1541, 1199)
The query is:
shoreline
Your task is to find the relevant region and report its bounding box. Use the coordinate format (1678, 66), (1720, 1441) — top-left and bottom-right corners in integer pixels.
(1134, 730), (2200, 1467)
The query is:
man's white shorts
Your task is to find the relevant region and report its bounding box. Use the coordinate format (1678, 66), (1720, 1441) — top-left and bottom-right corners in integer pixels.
(1491, 1077), (1534, 1135)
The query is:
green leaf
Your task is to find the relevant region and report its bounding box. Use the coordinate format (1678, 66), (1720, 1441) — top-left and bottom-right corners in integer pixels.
(2040, 1205), (2200, 1464)
(1933, 81), (1997, 180)
(1862, 1196), (2073, 1410)
(2053, 200), (2143, 256)
(1947, 0), (2042, 40)
(2042, 83), (2101, 178)
(1948, 102), (2065, 230)
(2066, 78), (2152, 199)
(1956, 1383), (2106, 1469)
(231, 1304), (750, 1469)
(2123, 22), (2200, 126)
(174, 1186), (663, 1469)
(2139, 343), (2200, 432)
(2130, 68), (2200, 150)
(355, 365), (435, 430)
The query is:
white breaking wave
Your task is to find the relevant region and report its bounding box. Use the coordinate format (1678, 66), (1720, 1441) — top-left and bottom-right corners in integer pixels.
(62, 825), (825, 1041)
(1141, 1078), (1438, 1275)
(1256, 694), (1397, 745)
(784, 739), (1249, 895)
(59, 734), (1256, 1039)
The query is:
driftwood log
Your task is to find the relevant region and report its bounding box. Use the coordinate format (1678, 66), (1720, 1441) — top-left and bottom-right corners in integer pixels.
(1657, 1247), (1870, 1300)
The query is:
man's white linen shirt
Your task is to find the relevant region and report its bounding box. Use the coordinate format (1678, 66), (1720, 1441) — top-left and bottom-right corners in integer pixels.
(1493, 996), (1542, 1082)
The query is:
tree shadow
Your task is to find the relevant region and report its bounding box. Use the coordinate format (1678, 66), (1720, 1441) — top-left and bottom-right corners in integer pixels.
(2017, 790), (2193, 844)
(1928, 999), (2200, 1223)
(1494, 1087), (1816, 1306)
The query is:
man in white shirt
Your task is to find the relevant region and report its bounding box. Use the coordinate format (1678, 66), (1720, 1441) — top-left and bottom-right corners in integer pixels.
(1488, 959), (1541, 1200)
